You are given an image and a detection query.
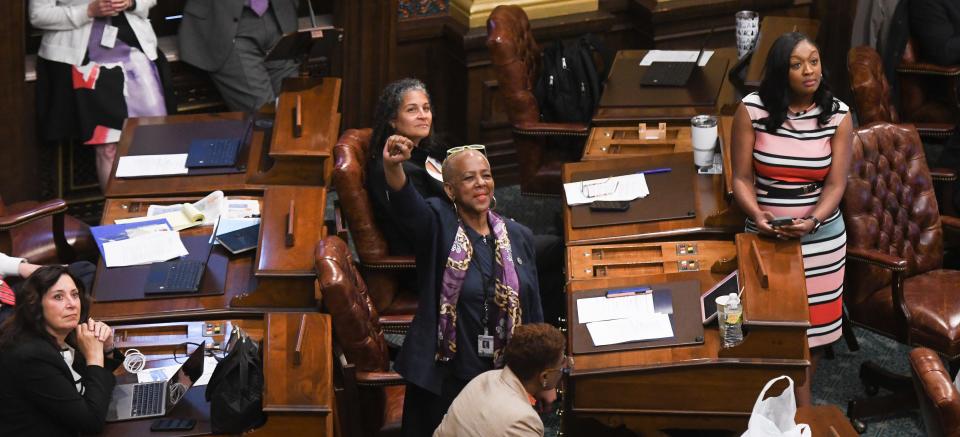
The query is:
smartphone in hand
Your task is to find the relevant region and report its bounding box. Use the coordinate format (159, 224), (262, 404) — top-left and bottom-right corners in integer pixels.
(768, 217), (794, 228)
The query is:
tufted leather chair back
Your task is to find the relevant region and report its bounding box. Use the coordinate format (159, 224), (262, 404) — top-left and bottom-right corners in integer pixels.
(848, 46), (899, 125)
(486, 4), (542, 126)
(842, 122), (943, 305)
(315, 235), (390, 373)
(332, 128), (389, 261)
(910, 347), (960, 437)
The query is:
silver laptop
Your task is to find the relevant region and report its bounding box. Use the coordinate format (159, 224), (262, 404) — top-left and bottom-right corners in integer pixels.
(106, 341), (206, 422)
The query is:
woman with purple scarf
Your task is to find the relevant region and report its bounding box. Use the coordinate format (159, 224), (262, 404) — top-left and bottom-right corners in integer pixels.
(381, 138), (546, 437)
(31, 0), (175, 191)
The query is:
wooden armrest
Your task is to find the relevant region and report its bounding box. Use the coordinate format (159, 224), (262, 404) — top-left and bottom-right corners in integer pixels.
(0, 198), (67, 231)
(931, 168), (958, 183)
(355, 370), (405, 386)
(361, 256), (417, 269)
(941, 215), (960, 232)
(846, 247), (908, 272)
(898, 62), (960, 76)
(514, 121), (590, 137)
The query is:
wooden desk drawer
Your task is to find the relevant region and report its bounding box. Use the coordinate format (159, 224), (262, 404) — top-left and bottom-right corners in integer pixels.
(567, 240), (737, 280)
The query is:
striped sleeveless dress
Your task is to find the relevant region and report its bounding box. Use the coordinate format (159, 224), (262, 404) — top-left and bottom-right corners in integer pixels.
(742, 92), (848, 348)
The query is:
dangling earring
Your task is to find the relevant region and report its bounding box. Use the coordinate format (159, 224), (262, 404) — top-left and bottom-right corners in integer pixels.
(490, 195), (497, 210)
(541, 379), (548, 389)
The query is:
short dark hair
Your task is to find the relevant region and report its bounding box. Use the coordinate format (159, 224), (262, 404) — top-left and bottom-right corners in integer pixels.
(758, 32), (838, 132)
(0, 265), (89, 351)
(504, 323), (565, 381)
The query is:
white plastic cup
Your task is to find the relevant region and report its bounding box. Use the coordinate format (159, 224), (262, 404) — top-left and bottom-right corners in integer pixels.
(715, 294), (730, 332)
(691, 115), (719, 168)
(736, 11), (760, 59)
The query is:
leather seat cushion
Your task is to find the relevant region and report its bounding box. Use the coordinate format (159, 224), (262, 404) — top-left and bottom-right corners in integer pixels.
(7, 201), (97, 264)
(380, 289), (418, 316)
(854, 269), (960, 356)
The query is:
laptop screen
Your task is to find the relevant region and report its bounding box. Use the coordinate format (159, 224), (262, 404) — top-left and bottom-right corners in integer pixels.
(165, 342), (206, 409)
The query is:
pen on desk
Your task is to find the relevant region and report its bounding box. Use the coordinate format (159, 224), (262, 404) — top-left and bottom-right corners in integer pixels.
(638, 167), (672, 175)
(605, 286), (652, 298)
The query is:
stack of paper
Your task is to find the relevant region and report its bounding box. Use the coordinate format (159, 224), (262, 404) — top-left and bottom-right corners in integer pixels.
(639, 50), (715, 67)
(116, 154), (189, 178)
(116, 204), (206, 231)
(563, 174), (650, 206)
(91, 221), (188, 268)
(577, 293), (674, 346)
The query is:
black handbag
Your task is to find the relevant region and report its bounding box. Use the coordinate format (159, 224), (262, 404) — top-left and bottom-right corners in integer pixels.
(205, 328), (266, 433)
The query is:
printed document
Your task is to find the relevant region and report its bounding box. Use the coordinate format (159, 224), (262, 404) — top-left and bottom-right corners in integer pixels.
(101, 230), (188, 267)
(116, 154), (189, 177)
(563, 173), (649, 206)
(576, 294), (655, 324)
(586, 313), (675, 346)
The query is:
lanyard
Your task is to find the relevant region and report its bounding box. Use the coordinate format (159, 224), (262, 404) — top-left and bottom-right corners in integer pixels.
(472, 235), (496, 335)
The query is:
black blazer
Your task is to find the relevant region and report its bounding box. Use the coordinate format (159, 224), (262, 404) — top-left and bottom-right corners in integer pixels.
(910, 0), (960, 65)
(388, 179), (544, 395)
(0, 334), (120, 436)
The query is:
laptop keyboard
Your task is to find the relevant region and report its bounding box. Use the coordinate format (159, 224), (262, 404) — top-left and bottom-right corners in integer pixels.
(146, 260), (205, 294)
(204, 139), (239, 166)
(131, 382), (164, 417)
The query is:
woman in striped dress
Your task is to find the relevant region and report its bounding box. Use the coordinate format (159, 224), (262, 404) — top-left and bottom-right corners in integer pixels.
(731, 32), (853, 406)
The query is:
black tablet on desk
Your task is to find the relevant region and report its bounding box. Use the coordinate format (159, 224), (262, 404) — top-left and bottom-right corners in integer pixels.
(216, 223), (260, 255)
(701, 270), (739, 324)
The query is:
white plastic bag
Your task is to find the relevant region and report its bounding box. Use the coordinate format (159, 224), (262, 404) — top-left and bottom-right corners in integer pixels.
(741, 375), (811, 437)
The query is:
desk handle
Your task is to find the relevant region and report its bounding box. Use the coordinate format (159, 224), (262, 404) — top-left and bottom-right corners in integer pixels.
(750, 240), (769, 288)
(285, 200), (296, 247)
(293, 95), (303, 138)
(294, 314), (307, 366)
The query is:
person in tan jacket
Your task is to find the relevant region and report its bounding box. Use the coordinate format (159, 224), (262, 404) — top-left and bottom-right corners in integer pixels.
(433, 323), (571, 437)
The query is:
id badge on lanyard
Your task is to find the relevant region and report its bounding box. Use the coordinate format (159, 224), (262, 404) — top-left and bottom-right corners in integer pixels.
(101, 17), (119, 49)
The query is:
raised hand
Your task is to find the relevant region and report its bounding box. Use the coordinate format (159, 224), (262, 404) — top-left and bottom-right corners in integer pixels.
(382, 135), (414, 166)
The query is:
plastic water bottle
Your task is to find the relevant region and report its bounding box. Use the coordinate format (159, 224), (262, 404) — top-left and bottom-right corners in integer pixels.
(721, 292), (743, 348)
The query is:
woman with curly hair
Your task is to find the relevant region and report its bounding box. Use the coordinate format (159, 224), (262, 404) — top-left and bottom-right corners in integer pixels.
(0, 265), (121, 436)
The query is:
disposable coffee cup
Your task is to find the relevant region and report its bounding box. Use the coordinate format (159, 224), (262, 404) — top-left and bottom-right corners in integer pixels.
(715, 294), (730, 327)
(736, 11), (760, 59)
(691, 115), (719, 168)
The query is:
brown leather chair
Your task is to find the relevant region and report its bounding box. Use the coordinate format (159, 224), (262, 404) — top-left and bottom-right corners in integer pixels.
(331, 128), (417, 334)
(841, 122), (960, 431)
(486, 4), (589, 196)
(910, 347), (960, 437)
(898, 38), (960, 127)
(0, 195), (96, 264)
(315, 235), (403, 437)
(848, 46), (958, 216)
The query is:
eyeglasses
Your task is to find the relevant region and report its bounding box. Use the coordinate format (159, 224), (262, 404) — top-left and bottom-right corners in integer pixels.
(580, 178), (619, 199)
(546, 354), (575, 376)
(446, 144), (486, 157)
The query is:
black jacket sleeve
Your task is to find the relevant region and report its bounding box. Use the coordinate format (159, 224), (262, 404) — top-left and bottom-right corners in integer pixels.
(387, 177), (438, 246)
(910, 0), (960, 65)
(12, 343), (116, 434)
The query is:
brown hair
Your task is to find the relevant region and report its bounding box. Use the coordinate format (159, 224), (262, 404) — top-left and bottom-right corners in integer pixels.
(504, 323), (565, 381)
(0, 265), (89, 351)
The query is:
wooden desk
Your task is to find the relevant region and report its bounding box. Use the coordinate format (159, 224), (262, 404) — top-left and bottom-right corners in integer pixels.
(100, 313), (333, 436)
(91, 188), (325, 323)
(562, 154), (744, 246)
(592, 48), (741, 126)
(105, 77), (341, 199)
(582, 125), (693, 161)
(564, 234), (810, 435)
(566, 240), (737, 281)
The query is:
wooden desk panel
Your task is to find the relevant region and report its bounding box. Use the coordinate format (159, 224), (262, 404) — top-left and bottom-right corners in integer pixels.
(256, 186), (326, 277)
(101, 315), (332, 436)
(562, 156), (744, 246)
(592, 48), (741, 126)
(91, 196), (318, 323)
(566, 240), (737, 281)
(564, 236), (809, 435)
(582, 125), (693, 160)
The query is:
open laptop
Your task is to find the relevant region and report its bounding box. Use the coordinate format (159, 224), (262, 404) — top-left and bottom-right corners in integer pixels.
(640, 29), (714, 87)
(106, 341), (206, 422)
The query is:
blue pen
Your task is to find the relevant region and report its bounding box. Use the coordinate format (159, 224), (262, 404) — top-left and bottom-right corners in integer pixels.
(639, 167), (672, 175)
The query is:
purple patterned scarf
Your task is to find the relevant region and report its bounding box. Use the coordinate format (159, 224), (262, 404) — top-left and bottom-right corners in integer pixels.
(436, 210), (521, 367)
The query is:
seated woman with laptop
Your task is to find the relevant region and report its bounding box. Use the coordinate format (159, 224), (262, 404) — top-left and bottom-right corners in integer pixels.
(0, 265), (120, 436)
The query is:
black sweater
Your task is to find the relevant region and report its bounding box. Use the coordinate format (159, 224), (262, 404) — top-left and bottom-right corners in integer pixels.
(0, 334), (120, 436)
(910, 0), (960, 65)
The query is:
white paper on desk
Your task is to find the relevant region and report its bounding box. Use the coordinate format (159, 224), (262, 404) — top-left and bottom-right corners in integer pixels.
(586, 313), (674, 346)
(563, 173), (649, 206)
(639, 50), (714, 67)
(577, 294), (655, 324)
(101, 230), (188, 267)
(137, 356), (219, 386)
(224, 199), (260, 219)
(115, 154), (189, 178)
